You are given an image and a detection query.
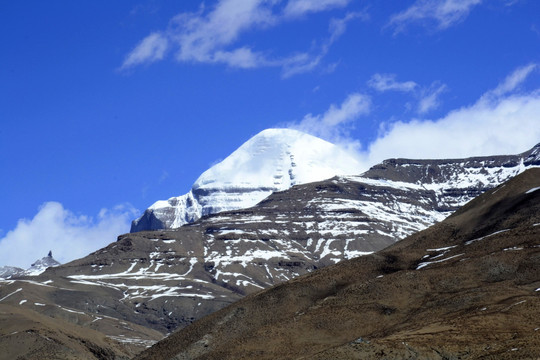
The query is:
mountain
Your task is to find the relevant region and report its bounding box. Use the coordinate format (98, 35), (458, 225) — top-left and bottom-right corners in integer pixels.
(0, 251), (61, 279)
(0, 266), (26, 279)
(131, 128), (364, 232)
(135, 168), (540, 360)
(1, 144), (538, 359)
(25, 251), (61, 276)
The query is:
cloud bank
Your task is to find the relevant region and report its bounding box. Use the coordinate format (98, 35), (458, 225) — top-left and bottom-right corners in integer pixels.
(0, 202), (138, 269)
(366, 90), (540, 165)
(292, 64), (540, 169)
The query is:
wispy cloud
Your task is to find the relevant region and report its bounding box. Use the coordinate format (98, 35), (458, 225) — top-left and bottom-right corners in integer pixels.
(121, 32), (169, 69)
(361, 64), (540, 166)
(368, 73), (418, 92)
(532, 24), (540, 38)
(367, 73), (446, 114)
(0, 202), (138, 268)
(282, 11), (365, 78)
(418, 82), (447, 114)
(121, 0), (363, 76)
(387, 0), (482, 33)
(485, 63), (538, 98)
(289, 92), (371, 148)
(283, 0), (351, 18)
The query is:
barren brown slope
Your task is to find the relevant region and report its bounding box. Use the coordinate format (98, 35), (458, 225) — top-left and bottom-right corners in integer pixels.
(0, 303), (135, 360)
(135, 168), (540, 360)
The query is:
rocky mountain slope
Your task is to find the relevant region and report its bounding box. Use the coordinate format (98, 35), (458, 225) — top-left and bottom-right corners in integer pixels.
(136, 168), (540, 360)
(0, 144), (538, 359)
(0, 265), (25, 279)
(131, 129), (364, 232)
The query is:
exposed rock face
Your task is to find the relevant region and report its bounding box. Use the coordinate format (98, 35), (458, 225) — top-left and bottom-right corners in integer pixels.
(131, 128), (364, 232)
(135, 168), (540, 360)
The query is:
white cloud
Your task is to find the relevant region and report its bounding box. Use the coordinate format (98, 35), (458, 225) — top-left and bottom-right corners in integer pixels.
(281, 11), (364, 78)
(289, 65), (539, 177)
(328, 11), (368, 42)
(170, 0), (275, 66)
(289, 93), (371, 148)
(367, 73), (446, 114)
(486, 63), (538, 98)
(368, 73), (418, 92)
(281, 52), (325, 78)
(388, 0), (482, 33)
(212, 47), (270, 69)
(361, 65), (540, 165)
(283, 0), (351, 18)
(0, 202), (138, 269)
(121, 32), (169, 69)
(418, 82), (447, 113)
(532, 24), (540, 38)
(121, 0), (363, 76)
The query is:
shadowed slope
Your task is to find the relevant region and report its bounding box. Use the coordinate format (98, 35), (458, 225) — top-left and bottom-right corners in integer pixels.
(0, 303), (134, 360)
(136, 168), (540, 360)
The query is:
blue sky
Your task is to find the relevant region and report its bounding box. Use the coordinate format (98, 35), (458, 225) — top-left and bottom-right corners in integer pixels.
(1, 0), (540, 267)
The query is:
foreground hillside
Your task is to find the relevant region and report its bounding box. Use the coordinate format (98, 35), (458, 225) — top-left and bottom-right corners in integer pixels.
(136, 168), (540, 360)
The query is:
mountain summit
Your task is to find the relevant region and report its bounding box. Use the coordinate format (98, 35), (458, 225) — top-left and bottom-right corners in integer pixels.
(131, 128), (363, 232)
(0, 251), (61, 279)
(25, 251), (61, 276)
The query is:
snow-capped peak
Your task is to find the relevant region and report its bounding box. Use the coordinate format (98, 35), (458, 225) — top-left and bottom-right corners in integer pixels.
(194, 128), (362, 194)
(0, 251), (61, 279)
(132, 128), (363, 232)
(25, 251), (61, 276)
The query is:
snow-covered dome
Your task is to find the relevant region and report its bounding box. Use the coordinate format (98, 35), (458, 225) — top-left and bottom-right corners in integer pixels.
(131, 128), (363, 231)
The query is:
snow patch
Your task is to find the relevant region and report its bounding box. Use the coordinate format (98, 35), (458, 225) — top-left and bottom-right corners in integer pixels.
(107, 335), (157, 348)
(427, 245), (458, 252)
(417, 254), (464, 270)
(465, 229), (511, 245)
(0, 288), (22, 302)
(57, 305), (86, 315)
(503, 247), (523, 251)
